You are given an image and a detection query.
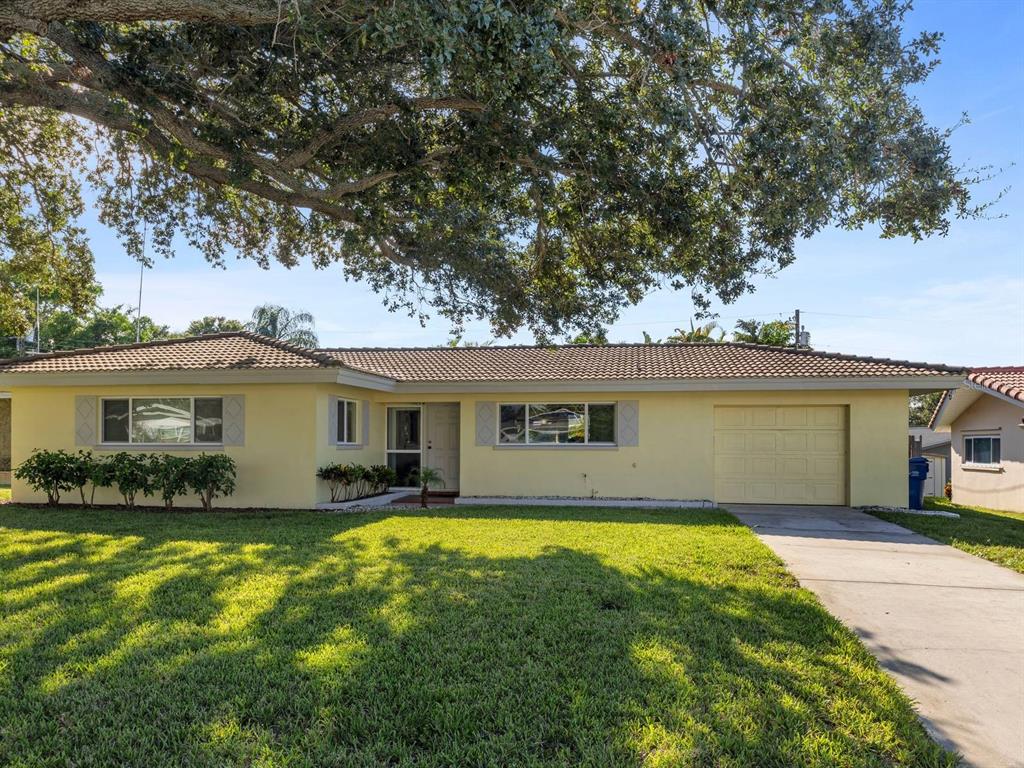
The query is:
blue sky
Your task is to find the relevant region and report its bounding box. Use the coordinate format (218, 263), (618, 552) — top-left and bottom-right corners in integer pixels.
(85, 0), (1023, 366)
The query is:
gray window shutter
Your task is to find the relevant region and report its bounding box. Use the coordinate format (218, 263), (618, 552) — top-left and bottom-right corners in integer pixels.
(361, 400), (370, 446)
(617, 400), (639, 446)
(327, 396), (338, 446)
(222, 395), (245, 446)
(475, 401), (497, 446)
(75, 396), (98, 446)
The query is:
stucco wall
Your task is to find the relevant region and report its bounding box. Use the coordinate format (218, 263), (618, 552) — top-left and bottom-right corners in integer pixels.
(312, 384), (387, 503)
(950, 395), (1024, 513)
(9, 383), (911, 509)
(10, 384), (321, 509)
(447, 389), (908, 507)
(0, 397), (10, 472)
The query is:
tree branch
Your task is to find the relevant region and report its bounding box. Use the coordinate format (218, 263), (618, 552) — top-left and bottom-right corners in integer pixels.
(281, 97), (485, 170)
(552, 10), (745, 98)
(1, 0), (278, 28)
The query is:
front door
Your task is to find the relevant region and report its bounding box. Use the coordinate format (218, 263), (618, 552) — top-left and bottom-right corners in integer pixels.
(425, 403), (460, 490)
(386, 406), (422, 487)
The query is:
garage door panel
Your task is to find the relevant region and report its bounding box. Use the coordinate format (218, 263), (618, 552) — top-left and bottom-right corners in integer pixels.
(780, 457), (808, 476)
(812, 457), (843, 478)
(779, 408), (809, 427)
(813, 408), (843, 428)
(750, 433), (778, 451)
(715, 408), (749, 428)
(748, 482), (779, 501)
(714, 406), (847, 505)
(780, 432), (809, 452)
(812, 432), (844, 453)
(718, 432), (748, 452)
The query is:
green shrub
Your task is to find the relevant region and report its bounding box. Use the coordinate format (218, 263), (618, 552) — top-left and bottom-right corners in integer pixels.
(349, 463), (369, 498)
(185, 453), (236, 511)
(149, 454), (191, 510)
(317, 463), (349, 503)
(317, 462), (396, 502)
(107, 452), (152, 509)
(67, 450), (96, 506)
(368, 464), (397, 494)
(14, 449), (79, 505)
(88, 455), (116, 507)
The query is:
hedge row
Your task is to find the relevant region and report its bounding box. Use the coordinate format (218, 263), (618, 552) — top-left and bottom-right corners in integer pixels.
(316, 463), (397, 503)
(14, 449), (236, 511)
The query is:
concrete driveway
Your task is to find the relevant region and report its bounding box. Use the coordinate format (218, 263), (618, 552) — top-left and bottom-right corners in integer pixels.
(726, 504), (1024, 768)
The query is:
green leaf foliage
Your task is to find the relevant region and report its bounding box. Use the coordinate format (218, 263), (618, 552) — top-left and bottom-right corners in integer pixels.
(184, 453), (237, 512)
(106, 452), (153, 509)
(13, 448), (79, 505)
(732, 319), (794, 347)
(0, 1), (989, 338)
(148, 454), (191, 509)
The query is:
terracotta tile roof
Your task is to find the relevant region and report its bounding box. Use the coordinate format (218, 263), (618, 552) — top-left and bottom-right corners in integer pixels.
(0, 333), (965, 381)
(0, 332), (339, 372)
(322, 343), (964, 382)
(967, 367), (1024, 403)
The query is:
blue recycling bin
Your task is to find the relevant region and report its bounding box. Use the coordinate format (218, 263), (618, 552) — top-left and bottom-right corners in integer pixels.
(908, 457), (929, 510)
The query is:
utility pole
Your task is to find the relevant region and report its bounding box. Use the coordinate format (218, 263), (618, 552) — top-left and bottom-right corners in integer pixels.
(136, 260), (144, 343)
(35, 286), (40, 353)
(793, 309), (800, 349)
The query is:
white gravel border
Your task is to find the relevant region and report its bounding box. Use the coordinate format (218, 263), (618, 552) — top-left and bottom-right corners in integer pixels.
(860, 505), (960, 518)
(316, 491), (409, 511)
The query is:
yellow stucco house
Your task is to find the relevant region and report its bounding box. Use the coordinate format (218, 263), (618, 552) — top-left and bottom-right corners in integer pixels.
(931, 367), (1024, 513)
(0, 332), (965, 509)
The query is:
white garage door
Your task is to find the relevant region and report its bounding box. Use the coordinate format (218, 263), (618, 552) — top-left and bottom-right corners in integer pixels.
(714, 406), (848, 505)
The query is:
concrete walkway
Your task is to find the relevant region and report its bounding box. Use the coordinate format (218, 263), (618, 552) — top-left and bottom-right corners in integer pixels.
(726, 504), (1024, 768)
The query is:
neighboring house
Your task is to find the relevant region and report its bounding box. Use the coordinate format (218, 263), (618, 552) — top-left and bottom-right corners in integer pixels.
(0, 332), (965, 509)
(0, 393), (10, 484)
(909, 425), (952, 496)
(931, 367), (1024, 513)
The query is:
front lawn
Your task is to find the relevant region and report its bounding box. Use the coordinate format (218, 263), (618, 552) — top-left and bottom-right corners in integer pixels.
(871, 497), (1024, 574)
(0, 505), (952, 767)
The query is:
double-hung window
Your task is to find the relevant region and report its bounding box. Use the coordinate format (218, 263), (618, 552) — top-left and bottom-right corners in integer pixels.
(498, 403), (616, 445)
(101, 397), (223, 444)
(963, 435), (1001, 467)
(337, 399), (358, 444)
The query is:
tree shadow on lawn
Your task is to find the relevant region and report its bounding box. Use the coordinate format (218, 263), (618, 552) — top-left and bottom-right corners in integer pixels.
(0, 513), (954, 767)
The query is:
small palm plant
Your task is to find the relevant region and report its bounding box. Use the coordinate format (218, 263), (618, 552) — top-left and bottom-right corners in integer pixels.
(410, 467), (444, 509)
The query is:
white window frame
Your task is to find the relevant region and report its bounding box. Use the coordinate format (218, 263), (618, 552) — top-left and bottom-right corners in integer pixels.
(336, 398), (359, 445)
(497, 402), (617, 446)
(963, 434), (1001, 468)
(386, 405), (423, 488)
(99, 396), (224, 446)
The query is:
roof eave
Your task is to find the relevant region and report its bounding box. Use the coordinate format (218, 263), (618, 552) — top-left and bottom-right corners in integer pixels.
(0, 368), (344, 387)
(384, 373), (966, 395)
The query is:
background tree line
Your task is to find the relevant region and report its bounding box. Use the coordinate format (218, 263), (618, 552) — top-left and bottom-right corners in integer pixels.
(1, 297), (319, 357)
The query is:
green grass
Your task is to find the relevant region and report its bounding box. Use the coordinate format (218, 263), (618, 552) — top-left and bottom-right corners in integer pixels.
(871, 497), (1024, 574)
(0, 505), (952, 767)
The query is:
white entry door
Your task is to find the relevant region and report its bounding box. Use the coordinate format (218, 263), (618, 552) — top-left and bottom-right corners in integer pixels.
(425, 403), (460, 490)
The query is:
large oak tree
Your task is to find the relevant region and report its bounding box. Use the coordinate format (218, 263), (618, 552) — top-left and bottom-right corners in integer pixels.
(0, 0), (980, 338)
